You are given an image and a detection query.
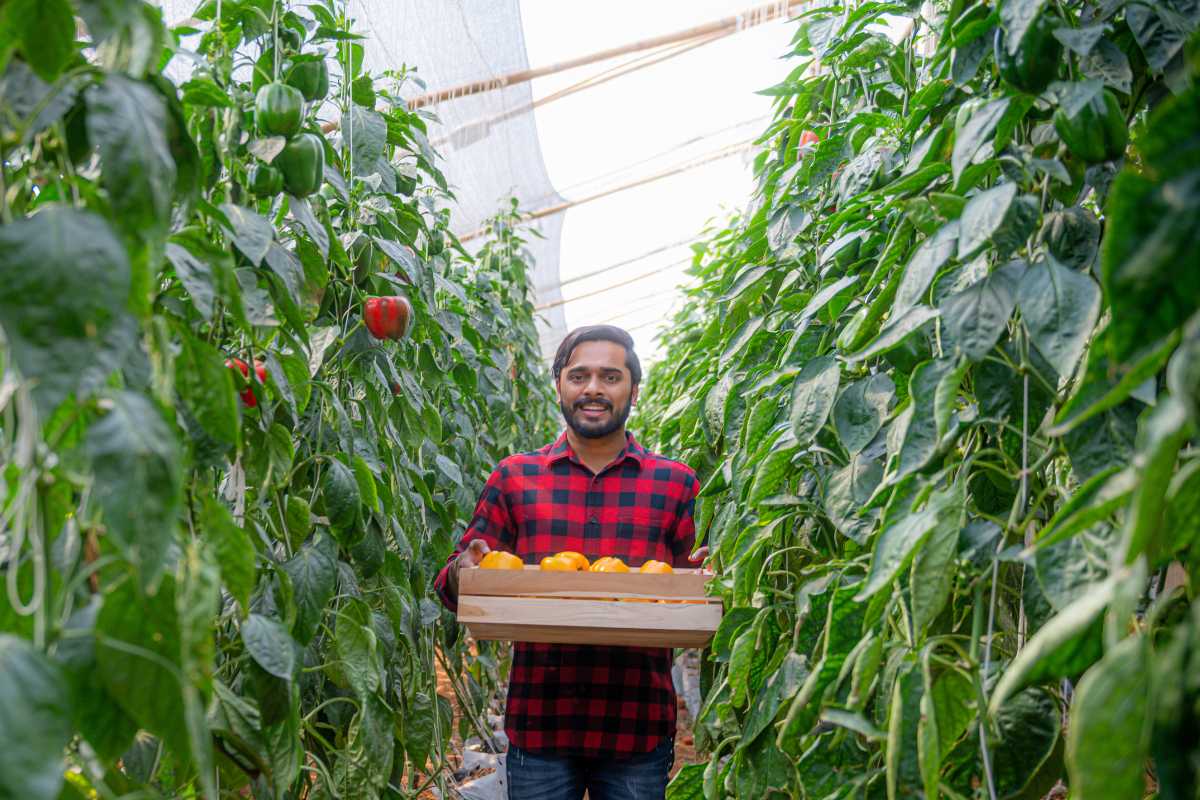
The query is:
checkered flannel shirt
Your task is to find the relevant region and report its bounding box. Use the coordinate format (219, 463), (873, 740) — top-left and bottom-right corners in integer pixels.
(434, 431), (699, 757)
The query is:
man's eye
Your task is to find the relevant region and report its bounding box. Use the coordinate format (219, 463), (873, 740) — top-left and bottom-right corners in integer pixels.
(606, 374), (619, 382)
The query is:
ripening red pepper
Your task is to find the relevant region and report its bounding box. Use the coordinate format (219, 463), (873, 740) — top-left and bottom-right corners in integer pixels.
(363, 296), (413, 341)
(798, 129), (820, 150)
(226, 357), (267, 407)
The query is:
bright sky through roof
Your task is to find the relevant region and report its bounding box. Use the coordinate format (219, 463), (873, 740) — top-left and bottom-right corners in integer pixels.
(519, 1), (797, 366)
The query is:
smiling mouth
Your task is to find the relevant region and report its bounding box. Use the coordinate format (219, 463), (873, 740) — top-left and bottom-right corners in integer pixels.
(576, 403), (611, 414)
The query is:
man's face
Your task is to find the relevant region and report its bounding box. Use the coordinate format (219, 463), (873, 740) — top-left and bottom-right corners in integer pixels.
(556, 340), (638, 439)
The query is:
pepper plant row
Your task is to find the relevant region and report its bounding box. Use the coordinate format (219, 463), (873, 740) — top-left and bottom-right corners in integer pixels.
(637, 0), (1200, 797)
(0, 1), (555, 798)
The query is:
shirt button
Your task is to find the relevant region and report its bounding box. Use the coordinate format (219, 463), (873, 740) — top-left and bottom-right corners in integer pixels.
(589, 514), (597, 523)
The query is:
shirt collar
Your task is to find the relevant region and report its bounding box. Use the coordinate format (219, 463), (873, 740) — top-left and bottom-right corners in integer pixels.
(547, 430), (646, 470)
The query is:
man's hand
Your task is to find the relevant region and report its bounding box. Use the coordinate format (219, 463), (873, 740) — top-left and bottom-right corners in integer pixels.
(688, 546), (712, 573)
(447, 539), (491, 597)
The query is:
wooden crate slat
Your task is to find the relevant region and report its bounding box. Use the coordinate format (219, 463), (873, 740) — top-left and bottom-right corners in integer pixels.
(458, 595), (721, 648)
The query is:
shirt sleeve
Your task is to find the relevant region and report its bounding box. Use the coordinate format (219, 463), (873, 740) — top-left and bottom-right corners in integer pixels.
(668, 470), (700, 569)
(433, 464), (516, 612)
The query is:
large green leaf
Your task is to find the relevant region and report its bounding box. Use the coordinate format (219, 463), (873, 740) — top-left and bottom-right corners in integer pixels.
(4, 0), (75, 81)
(1016, 256), (1101, 380)
(0, 635), (72, 800)
(281, 535), (337, 646)
(242, 614), (298, 681)
(55, 601), (138, 764)
(344, 104), (387, 177)
(1067, 636), (1151, 799)
(856, 485), (962, 601)
(833, 373), (895, 454)
(96, 575), (190, 761)
(86, 391), (183, 586)
(1101, 108), (1200, 361)
(894, 222), (959, 317)
(86, 74), (177, 240)
(220, 204), (274, 267)
(0, 208), (134, 414)
(957, 182), (1038, 260)
(990, 576), (1112, 710)
(939, 261), (1020, 361)
(789, 356), (840, 443)
(989, 687), (1062, 798)
(824, 456), (883, 544)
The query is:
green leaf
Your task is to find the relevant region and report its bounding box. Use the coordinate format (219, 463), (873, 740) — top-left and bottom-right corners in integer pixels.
(990, 576), (1113, 711)
(86, 74), (177, 240)
(6, 0), (75, 81)
(789, 356), (840, 443)
(999, 0), (1048, 54)
(856, 486), (960, 601)
(957, 182), (1038, 260)
(0, 635), (72, 800)
(1101, 166), (1200, 362)
(823, 455), (883, 544)
(909, 513), (958, 636)
(1066, 635), (1150, 799)
(847, 305), (939, 363)
(176, 332), (240, 452)
(1049, 330), (1179, 436)
(241, 614), (298, 681)
(1016, 256), (1102, 380)
(1119, 397), (1193, 564)
(220, 204), (274, 267)
(344, 104), (387, 177)
(893, 358), (964, 480)
(939, 261), (1020, 361)
(0, 208), (134, 415)
(952, 97), (1009, 181)
(740, 652), (808, 747)
(200, 495), (256, 613)
(322, 457), (361, 533)
(667, 763), (706, 800)
(181, 77), (233, 108)
(930, 669), (975, 758)
(894, 222), (959, 317)
(97, 575), (190, 761)
(990, 687), (1062, 797)
(55, 601), (138, 764)
(281, 535), (337, 646)
(833, 372), (894, 454)
(87, 391), (183, 586)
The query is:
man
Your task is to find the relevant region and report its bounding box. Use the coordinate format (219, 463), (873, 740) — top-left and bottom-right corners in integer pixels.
(434, 325), (704, 800)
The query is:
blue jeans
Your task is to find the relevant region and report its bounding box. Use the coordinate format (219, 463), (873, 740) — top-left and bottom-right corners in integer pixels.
(506, 736), (674, 800)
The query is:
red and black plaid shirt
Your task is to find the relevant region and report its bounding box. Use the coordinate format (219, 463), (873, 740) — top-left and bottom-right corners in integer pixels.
(434, 431), (699, 758)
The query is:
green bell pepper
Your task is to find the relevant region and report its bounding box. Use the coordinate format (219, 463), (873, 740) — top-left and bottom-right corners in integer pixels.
(994, 14), (1061, 94)
(1053, 87), (1128, 164)
(255, 82), (304, 138)
(276, 132), (325, 197)
(286, 59), (329, 102)
(247, 163), (284, 196)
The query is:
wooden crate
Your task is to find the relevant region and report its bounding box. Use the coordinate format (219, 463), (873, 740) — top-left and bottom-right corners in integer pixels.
(456, 566), (721, 648)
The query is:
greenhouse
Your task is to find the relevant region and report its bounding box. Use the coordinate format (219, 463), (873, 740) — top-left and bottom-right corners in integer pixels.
(0, 0), (1198, 799)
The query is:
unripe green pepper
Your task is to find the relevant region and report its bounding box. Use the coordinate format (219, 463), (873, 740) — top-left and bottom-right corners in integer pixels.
(1053, 88), (1128, 164)
(994, 14), (1062, 94)
(278, 26), (303, 52)
(276, 132), (325, 196)
(255, 82), (304, 137)
(247, 163), (284, 196)
(286, 59), (329, 102)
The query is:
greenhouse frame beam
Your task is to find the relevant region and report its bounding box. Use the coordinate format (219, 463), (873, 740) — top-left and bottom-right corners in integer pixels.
(406, 0), (807, 109)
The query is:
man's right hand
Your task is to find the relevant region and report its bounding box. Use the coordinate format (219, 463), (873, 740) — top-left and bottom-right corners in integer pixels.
(446, 538), (491, 597)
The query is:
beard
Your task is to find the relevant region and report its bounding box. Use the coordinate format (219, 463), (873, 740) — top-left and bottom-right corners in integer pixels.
(560, 395), (633, 439)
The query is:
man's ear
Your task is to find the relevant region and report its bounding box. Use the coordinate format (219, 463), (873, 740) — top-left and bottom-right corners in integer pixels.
(631, 383), (640, 406)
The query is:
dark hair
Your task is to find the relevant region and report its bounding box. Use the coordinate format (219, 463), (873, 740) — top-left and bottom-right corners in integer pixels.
(552, 325), (642, 386)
